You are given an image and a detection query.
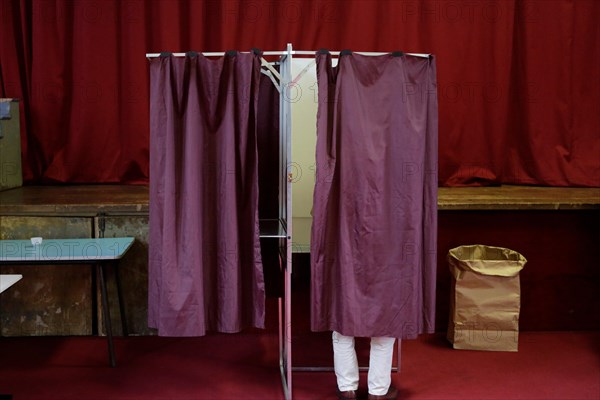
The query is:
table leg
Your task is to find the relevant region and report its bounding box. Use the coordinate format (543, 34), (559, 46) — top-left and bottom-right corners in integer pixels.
(113, 262), (128, 336)
(91, 265), (98, 335)
(98, 263), (116, 367)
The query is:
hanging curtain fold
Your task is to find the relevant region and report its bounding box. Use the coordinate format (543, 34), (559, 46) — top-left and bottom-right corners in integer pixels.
(311, 51), (438, 339)
(148, 52), (265, 336)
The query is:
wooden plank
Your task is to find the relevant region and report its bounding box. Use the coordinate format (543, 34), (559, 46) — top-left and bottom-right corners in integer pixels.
(0, 185), (598, 213)
(437, 185), (600, 210)
(0, 185), (149, 215)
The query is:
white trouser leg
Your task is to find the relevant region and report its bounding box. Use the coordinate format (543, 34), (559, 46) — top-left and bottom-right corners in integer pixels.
(332, 331), (359, 391)
(368, 336), (396, 395)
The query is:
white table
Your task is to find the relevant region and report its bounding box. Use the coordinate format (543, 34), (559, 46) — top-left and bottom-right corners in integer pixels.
(0, 274), (22, 293)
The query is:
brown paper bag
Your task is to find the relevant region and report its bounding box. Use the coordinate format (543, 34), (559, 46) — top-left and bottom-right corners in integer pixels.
(447, 245), (527, 352)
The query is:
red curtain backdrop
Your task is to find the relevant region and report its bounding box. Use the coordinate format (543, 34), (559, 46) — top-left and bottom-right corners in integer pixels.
(1, 0), (598, 186)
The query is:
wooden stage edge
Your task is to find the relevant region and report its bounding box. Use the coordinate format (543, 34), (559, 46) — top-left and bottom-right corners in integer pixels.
(0, 185), (598, 214)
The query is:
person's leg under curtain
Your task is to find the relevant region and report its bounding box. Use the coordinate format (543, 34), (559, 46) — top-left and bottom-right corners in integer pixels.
(332, 331), (359, 392)
(367, 336), (396, 396)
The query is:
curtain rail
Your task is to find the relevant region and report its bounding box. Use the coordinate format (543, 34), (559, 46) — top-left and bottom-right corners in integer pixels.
(145, 50), (430, 58)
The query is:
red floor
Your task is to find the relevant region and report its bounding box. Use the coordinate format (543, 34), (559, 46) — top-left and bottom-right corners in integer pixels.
(0, 330), (598, 399)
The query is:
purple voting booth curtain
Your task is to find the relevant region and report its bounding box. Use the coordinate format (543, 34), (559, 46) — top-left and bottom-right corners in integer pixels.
(311, 51), (438, 339)
(148, 52), (265, 336)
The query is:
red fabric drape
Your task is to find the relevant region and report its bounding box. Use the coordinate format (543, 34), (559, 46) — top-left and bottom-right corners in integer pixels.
(1, 0), (598, 186)
(148, 53), (265, 335)
(310, 52), (438, 338)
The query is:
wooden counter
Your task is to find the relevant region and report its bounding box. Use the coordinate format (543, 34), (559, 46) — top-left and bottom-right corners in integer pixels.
(437, 185), (600, 210)
(0, 185), (597, 215)
(0, 185), (149, 215)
